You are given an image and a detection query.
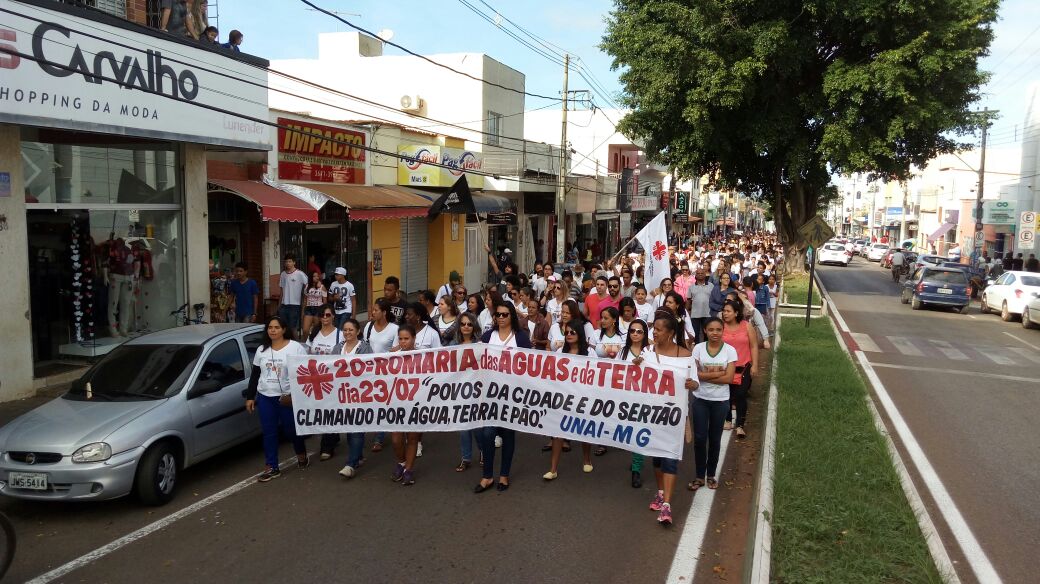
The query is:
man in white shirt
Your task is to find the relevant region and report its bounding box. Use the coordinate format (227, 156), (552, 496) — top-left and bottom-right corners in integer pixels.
(278, 255), (308, 335)
(328, 267), (356, 329)
(435, 271), (462, 305)
(890, 249), (906, 281)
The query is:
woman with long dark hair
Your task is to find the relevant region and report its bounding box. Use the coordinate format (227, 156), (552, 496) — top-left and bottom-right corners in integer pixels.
(302, 271), (328, 335)
(331, 318), (373, 478)
(436, 295), (460, 345)
(526, 299), (552, 351)
(688, 317), (736, 492)
(721, 299), (759, 437)
(594, 306), (624, 358)
(647, 312), (697, 525)
(543, 320), (596, 481)
(451, 312), (483, 472)
(651, 277), (675, 310)
(709, 272), (734, 316)
(391, 325), (421, 485)
(308, 304), (344, 462)
(403, 302), (442, 350)
(548, 299), (596, 351)
(619, 318), (653, 488)
(475, 301), (532, 493)
(244, 316), (309, 482)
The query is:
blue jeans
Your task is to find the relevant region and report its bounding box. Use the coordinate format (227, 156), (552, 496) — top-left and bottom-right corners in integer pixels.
(459, 429), (484, 463)
(256, 393), (306, 468)
(692, 397), (729, 479)
(334, 312), (352, 329)
(652, 456), (678, 474)
(480, 427), (515, 479)
(278, 304), (301, 333)
(319, 433), (365, 467)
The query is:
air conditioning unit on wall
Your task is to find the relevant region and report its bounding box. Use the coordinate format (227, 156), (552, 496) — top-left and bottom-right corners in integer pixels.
(400, 95), (425, 113)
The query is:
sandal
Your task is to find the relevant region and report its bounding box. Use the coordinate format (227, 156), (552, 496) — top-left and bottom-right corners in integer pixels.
(735, 427), (747, 439)
(706, 477), (718, 490)
(723, 421), (733, 431)
(593, 446), (607, 456)
(562, 441), (572, 452)
(541, 443), (553, 452)
(455, 460), (471, 472)
(687, 478), (705, 492)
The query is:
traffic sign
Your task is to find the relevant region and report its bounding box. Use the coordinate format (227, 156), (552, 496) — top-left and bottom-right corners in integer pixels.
(798, 215), (835, 249)
(1019, 211), (1036, 250)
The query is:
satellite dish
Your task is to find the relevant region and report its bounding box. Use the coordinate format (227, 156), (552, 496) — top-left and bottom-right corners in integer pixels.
(376, 29), (394, 42)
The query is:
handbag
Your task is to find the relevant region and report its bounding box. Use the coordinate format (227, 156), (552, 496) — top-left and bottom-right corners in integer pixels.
(278, 393), (293, 407)
(732, 364), (748, 386)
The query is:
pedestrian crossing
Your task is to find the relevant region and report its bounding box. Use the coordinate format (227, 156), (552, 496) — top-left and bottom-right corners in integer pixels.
(848, 333), (1040, 367)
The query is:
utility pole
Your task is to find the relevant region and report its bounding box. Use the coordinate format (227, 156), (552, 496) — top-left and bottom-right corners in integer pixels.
(900, 182), (909, 245)
(973, 107), (992, 262)
(554, 54), (570, 266)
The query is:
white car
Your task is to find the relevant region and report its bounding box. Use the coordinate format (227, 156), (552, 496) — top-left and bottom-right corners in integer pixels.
(852, 239), (867, 254)
(819, 243), (851, 266)
(981, 271), (1040, 322)
(1023, 292), (1040, 329)
(867, 243), (890, 262)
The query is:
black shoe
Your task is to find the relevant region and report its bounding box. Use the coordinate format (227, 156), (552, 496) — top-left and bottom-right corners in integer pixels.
(496, 481), (510, 492)
(631, 471), (642, 489)
(474, 480), (494, 494)
(258, 467), (281, 482)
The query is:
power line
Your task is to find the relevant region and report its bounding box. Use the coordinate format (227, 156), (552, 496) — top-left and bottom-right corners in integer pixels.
(478, 0), (573, 58)
(987, 22), (1040, 73)
(298, 0), (564, 102)
(456, 0), (566, 67)
(0, 45), (621, 198)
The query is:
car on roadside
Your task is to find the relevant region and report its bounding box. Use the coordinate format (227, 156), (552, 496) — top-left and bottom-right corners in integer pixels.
(881, 249), (916, 269)
(913, 254), (948, 271)
(900, 267), (972, 313)
(852, 239), (867, 254)
(981, 271), (1040, 322)
(1022, 292), (1040, 329)
(866, 243), (890, 261)
(819, 242), (852, 266)
(0, 324), (263, 505)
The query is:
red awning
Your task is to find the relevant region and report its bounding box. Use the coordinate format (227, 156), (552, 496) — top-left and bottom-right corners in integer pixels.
(298, 184), (434, 221)
(208, 179), (318, 223)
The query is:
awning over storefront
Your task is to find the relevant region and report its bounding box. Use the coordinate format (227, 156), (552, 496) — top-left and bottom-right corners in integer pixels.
(304, 184), (435, 220)
(207, 179), (319, 223)
(473, 193), (513, 213)
(928, 222), (956, 242)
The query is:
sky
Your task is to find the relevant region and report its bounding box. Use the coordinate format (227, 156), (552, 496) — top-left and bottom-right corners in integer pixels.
(219, 0), (1038, 146)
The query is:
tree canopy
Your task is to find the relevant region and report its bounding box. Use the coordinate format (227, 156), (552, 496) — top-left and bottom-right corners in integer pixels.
(602, 0), (999, 269)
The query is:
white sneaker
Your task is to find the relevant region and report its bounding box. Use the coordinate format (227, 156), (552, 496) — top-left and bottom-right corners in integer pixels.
(494, 435), (503, 448)
(416, 442), (424, 458)
(338, 465), (355, 478)
(319, 452), (332, 461)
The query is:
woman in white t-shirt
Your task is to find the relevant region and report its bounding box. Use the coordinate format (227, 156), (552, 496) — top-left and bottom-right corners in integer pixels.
(322, 317), (373, 476)
(544, 280), (569, 324)
(689, 317), (736, 493)
(547, 299), (597, 351)
(363, 298), (399, 355)
(390, 326), (422, 486)
(634, 285), (655, 323)
(543, 319), (597, 483)
(305, 304), (341, 356)
(244, 315), (310, 483)
(436, 296), (460, 346)
(651, 278), (675, 310)
(645, 312), (698, 525)
(594, 306), (624, 359)
(401, 302), (442, 351)
(617, 318), (653, 488)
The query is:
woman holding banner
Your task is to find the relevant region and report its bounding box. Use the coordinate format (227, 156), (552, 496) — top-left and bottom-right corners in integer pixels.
(594, 307), (624, 358)
(688, 317), (737, 492)
(450, 312), (483, 473)
(331, 318), (373, 479)
(543, 321), (597, 481)
(618, 319), (653, 489)
(648, 312), (698, 525)
(404, 302), (442, 351)
(391, 325), (421, 486)
(475, 301), (532, 493)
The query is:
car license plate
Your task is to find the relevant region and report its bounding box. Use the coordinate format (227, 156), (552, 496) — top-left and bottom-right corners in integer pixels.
(9, 471), (48, 490)
(937, 288), (953, 294)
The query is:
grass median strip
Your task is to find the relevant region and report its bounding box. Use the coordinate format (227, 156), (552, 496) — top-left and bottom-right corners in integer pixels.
(771, 318), (941, 583)
(782, 273), (821, 306)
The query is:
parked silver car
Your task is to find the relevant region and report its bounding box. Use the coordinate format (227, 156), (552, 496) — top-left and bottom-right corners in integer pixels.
(0, 324), (264, 505)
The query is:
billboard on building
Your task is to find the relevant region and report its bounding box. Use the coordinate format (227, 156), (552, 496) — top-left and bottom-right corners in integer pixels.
(277, 118), (366, 184)
(0, 1), (270, 150)
(981, 201), (1016, 225)
(398, 145), (484, 189)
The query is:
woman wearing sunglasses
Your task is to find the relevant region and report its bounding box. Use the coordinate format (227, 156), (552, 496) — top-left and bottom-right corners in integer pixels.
(450, 312), (484, 473)
(475, 302), (531, 493)
(307, 304), (346, 462)
(652, 278), (675, 310)
(544, 279), (569, 324)
(547, 299), (596, 352)
(543, 321), (596, 481)
(618, 318), (653, 488)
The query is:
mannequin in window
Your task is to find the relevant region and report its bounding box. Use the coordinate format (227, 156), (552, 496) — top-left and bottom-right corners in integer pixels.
(104, 235), (140, 337)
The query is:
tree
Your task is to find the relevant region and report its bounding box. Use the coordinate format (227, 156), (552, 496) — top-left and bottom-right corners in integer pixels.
(602, 0), (998, 273)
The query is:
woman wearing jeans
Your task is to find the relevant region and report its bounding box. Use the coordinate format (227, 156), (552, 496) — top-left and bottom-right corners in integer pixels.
(333, 318), (372, 479)
(689, 317), (737, 491)
(245, 316), (310, 482)
(449, 312), (483, 472)
(721, 299), (759, 437)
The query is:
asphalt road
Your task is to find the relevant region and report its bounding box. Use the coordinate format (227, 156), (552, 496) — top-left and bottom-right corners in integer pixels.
(817, 257), (1040, 584)
(0, 394), (749, 583)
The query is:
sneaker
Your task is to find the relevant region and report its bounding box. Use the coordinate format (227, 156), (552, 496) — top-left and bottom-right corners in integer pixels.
(495, 435), (503, 448)
(657, 503), (673, 525)
(371, 442), (383, 453)
(357, 457), (367, 468)
(319, 452), (332, 461)
(402, 469), (415, 486)
(649, 490), (665, 511)
(258, 467), (281, 482)
(391, 463), (405, 482)
(416, 442), (424, 458)
(297, 455), (310, 470)
(338, 465), (356, 479)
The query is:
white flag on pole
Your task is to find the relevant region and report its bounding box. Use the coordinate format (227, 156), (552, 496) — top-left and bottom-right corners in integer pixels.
(635, 211), (669, 293)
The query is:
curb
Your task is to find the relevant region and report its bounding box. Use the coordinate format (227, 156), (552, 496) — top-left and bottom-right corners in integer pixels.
(746, 317), (781, 584)
(812, 272), (979, 584)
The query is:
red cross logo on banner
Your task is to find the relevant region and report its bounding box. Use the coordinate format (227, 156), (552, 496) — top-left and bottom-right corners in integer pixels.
(652, 240), (667, 260)
(296, 359), (334, 400)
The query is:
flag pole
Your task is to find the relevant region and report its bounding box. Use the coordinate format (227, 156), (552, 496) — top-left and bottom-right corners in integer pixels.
(606, 233), (641, 265)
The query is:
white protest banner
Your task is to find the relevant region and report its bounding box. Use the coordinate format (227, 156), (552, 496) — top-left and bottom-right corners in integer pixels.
(636, 211), (669, 292)
(288, 345), (689, 459)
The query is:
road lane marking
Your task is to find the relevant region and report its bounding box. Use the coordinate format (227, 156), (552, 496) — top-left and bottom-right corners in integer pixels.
(666, 427), (734, 583)
(870, 362), (1040, 384)
(967, 315), (978, 319)
(26, 452), (310, 584)
(814, 272), (1000, 583)
(1007, 347), (1040, 365)
(974, 347), (1015, 366)
(850, 332), (881, 352)
(928, 340), (969, 361)
(887, 336), (925, 357)
(1004, 332), (1040, 352)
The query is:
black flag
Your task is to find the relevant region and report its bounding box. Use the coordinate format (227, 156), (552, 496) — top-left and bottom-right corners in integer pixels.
(427, 175), (476, 219)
